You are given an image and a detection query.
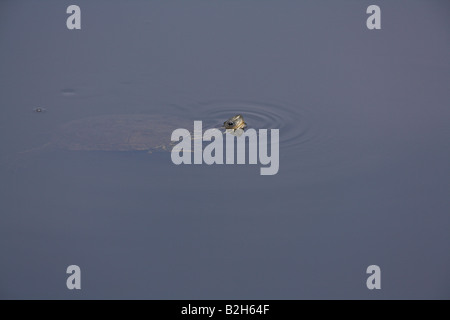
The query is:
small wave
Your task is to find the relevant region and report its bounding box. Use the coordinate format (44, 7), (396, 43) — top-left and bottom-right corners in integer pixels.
(174, 100), (321, 152)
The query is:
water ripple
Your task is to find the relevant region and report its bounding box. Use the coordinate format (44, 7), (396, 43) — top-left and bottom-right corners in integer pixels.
(170, 99), (327, 153)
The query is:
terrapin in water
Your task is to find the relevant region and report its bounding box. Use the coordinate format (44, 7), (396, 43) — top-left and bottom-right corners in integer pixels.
(223, 114), (247, 130)
(223, 114), (247, 137)
(30, 114), (247, 153)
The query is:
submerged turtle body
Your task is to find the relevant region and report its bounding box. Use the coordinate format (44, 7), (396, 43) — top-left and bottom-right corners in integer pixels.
(52, 114), (192, 152)
(32, 113), (248, 153)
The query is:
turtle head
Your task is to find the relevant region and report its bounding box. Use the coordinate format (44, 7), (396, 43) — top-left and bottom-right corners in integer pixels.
(223, 114), (247, 130)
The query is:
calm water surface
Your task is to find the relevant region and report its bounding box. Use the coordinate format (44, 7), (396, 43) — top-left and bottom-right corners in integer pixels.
(0, 1), (449, 299)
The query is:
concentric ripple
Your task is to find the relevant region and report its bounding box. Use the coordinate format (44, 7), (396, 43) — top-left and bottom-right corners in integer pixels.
(171, 100), (321, 153)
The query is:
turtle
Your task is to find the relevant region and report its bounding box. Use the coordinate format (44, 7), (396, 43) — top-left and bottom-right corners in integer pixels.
(223, 114), (247, 137)
(25, 113), (247, 154)
(223, 114), (247, 130)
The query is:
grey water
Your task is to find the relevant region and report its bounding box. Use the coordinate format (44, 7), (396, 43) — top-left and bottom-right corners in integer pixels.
(0, 0), (449, 299)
